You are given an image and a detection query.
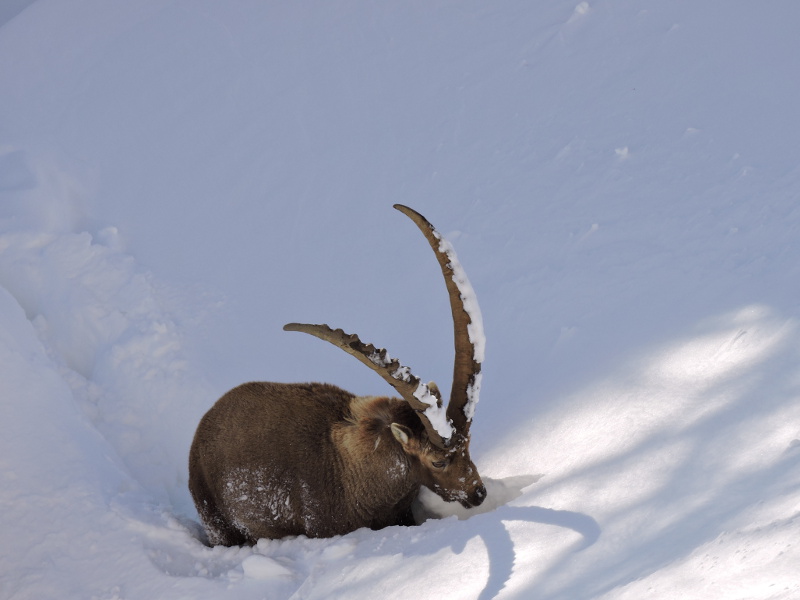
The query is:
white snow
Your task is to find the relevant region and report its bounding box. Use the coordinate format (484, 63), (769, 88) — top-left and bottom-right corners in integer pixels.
(412, 380), (454, 441)
(436, 232), (487, 365)
(240, 555), (293, 580)
(367, 348), (392, 368)
(464, 372), (482, 422)
(2, 2), (800, 600)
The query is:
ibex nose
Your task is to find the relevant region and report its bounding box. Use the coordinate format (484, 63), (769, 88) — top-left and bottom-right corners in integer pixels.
(471, 484), (487, 507)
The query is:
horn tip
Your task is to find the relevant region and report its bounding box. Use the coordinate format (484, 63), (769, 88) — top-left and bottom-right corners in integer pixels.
(393, 203), (418, 217)
(393, 204), (434, 228)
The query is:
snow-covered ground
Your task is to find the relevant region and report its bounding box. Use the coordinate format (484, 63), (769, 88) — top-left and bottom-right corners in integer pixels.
(2, 2), (799, 598)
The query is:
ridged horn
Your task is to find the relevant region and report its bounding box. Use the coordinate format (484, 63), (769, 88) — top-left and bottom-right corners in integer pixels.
(392, 204), (483, 438)
(283, 323), (452, 448)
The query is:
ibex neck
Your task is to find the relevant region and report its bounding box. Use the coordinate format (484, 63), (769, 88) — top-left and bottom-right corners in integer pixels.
(333, 396), (420, 515)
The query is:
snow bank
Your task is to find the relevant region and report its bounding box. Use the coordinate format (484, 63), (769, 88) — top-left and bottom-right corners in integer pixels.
(0, 217), (210, 510)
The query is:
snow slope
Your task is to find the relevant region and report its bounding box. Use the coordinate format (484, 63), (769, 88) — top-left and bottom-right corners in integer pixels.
(1, 1), (799, 598)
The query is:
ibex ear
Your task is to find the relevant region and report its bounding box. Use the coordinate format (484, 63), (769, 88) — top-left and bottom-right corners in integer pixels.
(390, 423), (413, 448)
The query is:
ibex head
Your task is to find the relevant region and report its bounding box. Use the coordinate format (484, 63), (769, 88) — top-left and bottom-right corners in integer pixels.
(285, 204), (486, 508)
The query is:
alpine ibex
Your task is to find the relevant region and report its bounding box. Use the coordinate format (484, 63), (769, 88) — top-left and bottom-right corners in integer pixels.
(189, 205), (487, 545)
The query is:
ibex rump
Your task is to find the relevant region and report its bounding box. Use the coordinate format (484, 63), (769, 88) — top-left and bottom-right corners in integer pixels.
(189, 205), (487, 544)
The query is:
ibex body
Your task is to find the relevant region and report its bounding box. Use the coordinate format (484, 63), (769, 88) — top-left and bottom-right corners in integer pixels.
(189, 205), (487, 544)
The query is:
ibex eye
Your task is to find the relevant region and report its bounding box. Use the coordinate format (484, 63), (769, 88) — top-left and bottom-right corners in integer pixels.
(432, 460), (447, 469)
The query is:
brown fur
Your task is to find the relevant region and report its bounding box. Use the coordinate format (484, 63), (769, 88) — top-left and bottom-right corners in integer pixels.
(188, 382), (485, 545)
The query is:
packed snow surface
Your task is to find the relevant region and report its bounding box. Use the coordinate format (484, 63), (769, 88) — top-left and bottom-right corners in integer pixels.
(2, 2), (800, 599)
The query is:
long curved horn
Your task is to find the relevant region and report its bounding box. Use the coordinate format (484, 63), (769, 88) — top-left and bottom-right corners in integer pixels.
(392, 204), (484, 438)
(283, 323), (453, 448)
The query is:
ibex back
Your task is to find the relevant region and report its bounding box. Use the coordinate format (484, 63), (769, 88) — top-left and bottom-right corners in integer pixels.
(189, 205), (487, 545)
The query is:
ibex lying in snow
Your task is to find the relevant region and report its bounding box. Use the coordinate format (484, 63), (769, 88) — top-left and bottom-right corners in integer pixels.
(189, 205), (487, 544)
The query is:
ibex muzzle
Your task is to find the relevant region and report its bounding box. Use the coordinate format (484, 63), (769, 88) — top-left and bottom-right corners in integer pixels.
(189, 205), (487, 544)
